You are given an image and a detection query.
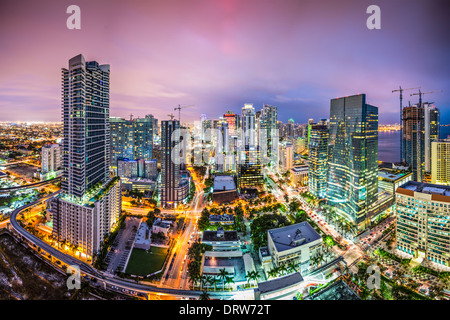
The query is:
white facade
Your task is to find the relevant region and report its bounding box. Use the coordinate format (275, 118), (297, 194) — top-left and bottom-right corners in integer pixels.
(41, 144), (61, 173)
(431, 139), (450, 185)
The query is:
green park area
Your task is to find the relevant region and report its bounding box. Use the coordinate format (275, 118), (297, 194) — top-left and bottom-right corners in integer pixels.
(125, 246), (169, 276)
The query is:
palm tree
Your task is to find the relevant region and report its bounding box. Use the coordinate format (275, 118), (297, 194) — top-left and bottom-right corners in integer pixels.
(246, 271), (260, 287)
(199, 274), (207, 290)
(225, 276), (235, 291)
(204, 275), (214, 291)
(210, 276), (220, 291)
(278, 264), (288, 276)
(199, 290), (210, 300)
(218, 268), (229, 291)
(267, 268), (278, 279)
(287, 262), (298, 274)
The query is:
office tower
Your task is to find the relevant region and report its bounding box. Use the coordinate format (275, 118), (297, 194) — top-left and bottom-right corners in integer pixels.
(279, 142), (294, 172)
(242, 104), (256, 147)
(431, 139), (450, 185)
(160, 119), (189, 207)
(259, 104), (278, 163)
(238, 104), (263, 190)
(224, 111), (237, 137)
(327, 94), (378, 230)
(215, 120), (231, 172)
(424, 104), (440, 173)
(110, 114), (154, 167)
(402, 104), (424, 181)
(306, 119), (315, 148)
(41, 144), (61, 173)
(152, 116), (159, 142)
(396, 181), (450, 266)
(286, 118), (295, 138)
(201, 118), (212, 143)
(309, 124), (329, 199)
(51, 54), (121, 260)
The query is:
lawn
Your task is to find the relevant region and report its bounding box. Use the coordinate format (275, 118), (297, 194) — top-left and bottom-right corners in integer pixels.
(125, 246), (169, 276)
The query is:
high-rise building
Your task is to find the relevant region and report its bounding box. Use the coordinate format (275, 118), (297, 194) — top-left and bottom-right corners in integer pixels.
(309, 124), (329, 199)
(286, 118), (295, 138)
(238, 104), (263, 190)
(402, 104), (424, 181)
(223, 111), (237, 137)
(110, 114), (154, 168)
(160, 119), (190, 207)
(431, 139), (450, 185)
(41, 144), (61, 173)
(279, 142), (294, 172)
(259, 104), (278, 164)
(241, 104), (256, 147)
(51, 54), (121, 260)
(396, 181), (450, 266)
(327, 94), (378, 230)
(424, 104), (440, 173)
(215, 120), (233, 172)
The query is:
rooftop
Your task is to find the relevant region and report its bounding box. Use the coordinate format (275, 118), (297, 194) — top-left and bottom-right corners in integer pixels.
(213, 175), (236, 192)
(399, 181), (450, 197)
(209, 214), (235, 222)
(378, 169), (409, 181)
(202, 229), (239, 242)
(268, 221), (321, 253)
(290, 166), (308, 173)
(256, 272), (304, 294)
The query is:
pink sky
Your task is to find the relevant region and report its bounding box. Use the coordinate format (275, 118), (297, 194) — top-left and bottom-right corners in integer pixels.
(0, 0), (448, 123)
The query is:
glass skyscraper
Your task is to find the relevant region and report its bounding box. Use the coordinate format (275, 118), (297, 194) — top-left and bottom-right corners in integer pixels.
(327, 94), (378, 230)
(402, 105), (424, 181)
(308, 124), (329, 199)
(110, 114), (154, 167)
(51, 54), (121, 260)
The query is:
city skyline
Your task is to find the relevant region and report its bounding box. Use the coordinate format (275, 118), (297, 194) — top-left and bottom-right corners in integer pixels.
(0, 0), (449, 124)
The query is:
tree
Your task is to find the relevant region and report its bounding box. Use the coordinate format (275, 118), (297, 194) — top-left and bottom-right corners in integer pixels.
(267, 268), (278, 279)
(278, 264), (288, 276)
(199, 290), (210, 300)
(219, 268), (229, 290)
(225, 276), (235, 290)
(250, 213), (291, 251)
(287, 262), (298, 274)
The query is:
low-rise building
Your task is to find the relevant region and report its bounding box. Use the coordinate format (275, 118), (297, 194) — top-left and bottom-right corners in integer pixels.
(290, 165), (308, 187)
(378, 169), (413, 195)
(152, 218), (172, 237)
(134, 221), (151, 250)
(201, 227), (240, 251)
(254, 272), (304, 300)
(212, 175), (238, 204)
(209, 214), (235, 225)
(396, 181), (450, 266)
(267, 222), (322, 271)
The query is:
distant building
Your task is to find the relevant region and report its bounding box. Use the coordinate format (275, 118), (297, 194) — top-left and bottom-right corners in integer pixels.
(431, 139), (450, 185)
(267, 221), (323, 271)
(110, 114), (154, 168)
(41, 144), (61, 173)
(424, 104), (440, 173)
(279, 142), (294, 172)
(396, 181), (450, 266)
(308, 124), (329, 199)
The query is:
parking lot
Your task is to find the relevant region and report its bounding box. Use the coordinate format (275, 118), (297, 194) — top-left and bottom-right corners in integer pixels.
(105, 216), (141, 274)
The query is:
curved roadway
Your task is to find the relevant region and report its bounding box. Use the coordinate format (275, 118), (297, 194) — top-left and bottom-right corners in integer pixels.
(9, 192), (235, 299)
(0, 176), (61, 193)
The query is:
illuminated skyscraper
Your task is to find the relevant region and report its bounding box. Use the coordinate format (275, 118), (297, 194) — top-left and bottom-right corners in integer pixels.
(327, 94), (378, 230)
(309, 124), (329, 199)
(51, 54), (121, 260)
(424, 104), (440, 173)
(402, 104), (424, 181)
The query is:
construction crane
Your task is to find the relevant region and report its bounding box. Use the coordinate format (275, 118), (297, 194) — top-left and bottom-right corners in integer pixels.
(392, 86), (420, 162)
(168, 113), (175, 120)
(410, 90), (443, 106)
(174, 104), (194, 123)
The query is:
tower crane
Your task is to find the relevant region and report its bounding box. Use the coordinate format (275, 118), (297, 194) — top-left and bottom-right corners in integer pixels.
(410, 90), (443, 106)
(174, 104), (194, 123)
(168, 113), (175, 120)
(392, 86), (420, 162)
